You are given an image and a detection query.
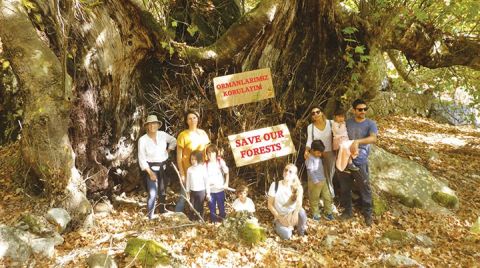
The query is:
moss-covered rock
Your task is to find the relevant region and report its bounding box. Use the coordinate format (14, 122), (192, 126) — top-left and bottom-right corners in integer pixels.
(370, 146), (458, 214)
(372, 195), (388, 216)
(124, 238), (170, 266)
(218, 211), (266, 246)
(470, 217), (480, 235)
(431, 191), (459, 209)
(394, 194), (423, 208)
(240, 221), (267, 245)
(383, 229), (412, 242)
(19, 214), (54, 235)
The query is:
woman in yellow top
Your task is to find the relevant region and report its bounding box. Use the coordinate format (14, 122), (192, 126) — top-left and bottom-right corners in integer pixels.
(175, 109), (210, 212)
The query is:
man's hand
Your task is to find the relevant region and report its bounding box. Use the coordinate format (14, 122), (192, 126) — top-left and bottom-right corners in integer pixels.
(206, 194), (211, 202)
(147, 169), (157, 181)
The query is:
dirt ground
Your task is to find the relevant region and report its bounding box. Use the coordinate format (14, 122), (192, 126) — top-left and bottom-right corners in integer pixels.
(1, 115), (479, 267)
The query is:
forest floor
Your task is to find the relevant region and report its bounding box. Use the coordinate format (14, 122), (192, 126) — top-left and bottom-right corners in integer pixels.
(1, 115), (480, 267)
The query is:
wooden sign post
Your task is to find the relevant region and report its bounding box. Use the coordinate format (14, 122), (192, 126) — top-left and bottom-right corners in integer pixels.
(213, 68), (274, 109)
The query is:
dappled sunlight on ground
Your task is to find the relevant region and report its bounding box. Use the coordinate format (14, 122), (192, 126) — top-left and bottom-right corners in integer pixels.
(1, 116), (480, 266)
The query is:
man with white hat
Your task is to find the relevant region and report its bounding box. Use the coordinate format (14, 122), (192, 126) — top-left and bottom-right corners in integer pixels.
(138, 115), (177, 219)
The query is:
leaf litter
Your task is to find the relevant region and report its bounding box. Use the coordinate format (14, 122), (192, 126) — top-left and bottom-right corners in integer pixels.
(0, 115), (479, 267)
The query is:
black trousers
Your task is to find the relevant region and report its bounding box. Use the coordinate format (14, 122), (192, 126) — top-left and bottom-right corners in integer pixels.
(337, 163), (372, 217)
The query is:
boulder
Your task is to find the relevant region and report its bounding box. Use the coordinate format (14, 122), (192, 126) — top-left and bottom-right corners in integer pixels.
(1, 224), (64, 260)
(46, 208), (71, 233)
(124, 238), (170, 266)
(87, 253), (118, 268)
(370, 146), (458, 212)
(0, 225), (32, 262)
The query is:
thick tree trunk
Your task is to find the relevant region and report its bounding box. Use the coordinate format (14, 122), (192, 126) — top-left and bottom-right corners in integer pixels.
(0, 0), (91, 225)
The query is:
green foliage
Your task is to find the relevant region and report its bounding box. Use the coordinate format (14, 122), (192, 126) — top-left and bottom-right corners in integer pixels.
(187, 24), (199, 37)
(341, 26), (369, 84)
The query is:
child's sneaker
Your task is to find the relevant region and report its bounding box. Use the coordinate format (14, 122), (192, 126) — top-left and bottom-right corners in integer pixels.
(313, 215), (321, 221)
(324, 214), (334, 221)
(346, 163), (360, 172)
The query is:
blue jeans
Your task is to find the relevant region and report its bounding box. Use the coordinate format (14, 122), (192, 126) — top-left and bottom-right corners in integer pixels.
(274, 208), (307, 240)
(175, 188), (187, 212)
(337, 163), (372, 217)
(145, 162), (168, 218)
(208, 191), (226, 222)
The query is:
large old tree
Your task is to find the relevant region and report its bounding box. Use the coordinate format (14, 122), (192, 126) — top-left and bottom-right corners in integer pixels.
(0, 0), (478, 223)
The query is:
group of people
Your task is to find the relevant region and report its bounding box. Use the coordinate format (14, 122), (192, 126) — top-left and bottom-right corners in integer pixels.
(138, 99), (378, 240)
(138, 110), (254, 221)
(265, 99), (377, 239)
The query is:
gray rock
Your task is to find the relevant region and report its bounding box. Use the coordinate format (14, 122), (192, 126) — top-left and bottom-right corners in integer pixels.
(87, 253), (118, 268)
(369, 91), (433, 118)
(30, 237), (57, 258)
(385, 254), (424, 267)
(16, 213), (55, 236)
(46, 208), (71, 233)
(415, 234), (434, 247)
(370, 146), (458, 213)
(0, 225), (32, 262)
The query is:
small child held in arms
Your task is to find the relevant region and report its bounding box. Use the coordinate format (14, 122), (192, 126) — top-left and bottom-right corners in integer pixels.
(232, 185), (256, 213)
(205, 144), (229, 222)
(306, 140), (334, 221)
(185, 150), (210, 221)
(332, 108), (359, 172)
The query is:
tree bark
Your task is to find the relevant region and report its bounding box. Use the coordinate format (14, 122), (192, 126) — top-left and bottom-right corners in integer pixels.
(0, 0), (91, 224)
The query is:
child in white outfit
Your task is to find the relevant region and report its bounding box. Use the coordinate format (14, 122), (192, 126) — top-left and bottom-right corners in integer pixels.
(185, 150), (210, 221)
(232, 185), (255, 213)
(332, 109), (359, 172)
(205, 144), (229, 222)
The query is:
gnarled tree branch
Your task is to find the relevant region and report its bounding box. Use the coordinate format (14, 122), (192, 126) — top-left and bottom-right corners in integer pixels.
(175, 0), (280, 66)
(382, 21), (480, 70)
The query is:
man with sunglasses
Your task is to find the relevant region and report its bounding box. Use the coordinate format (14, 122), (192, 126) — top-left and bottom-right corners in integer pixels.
(337, 99), (378, 226)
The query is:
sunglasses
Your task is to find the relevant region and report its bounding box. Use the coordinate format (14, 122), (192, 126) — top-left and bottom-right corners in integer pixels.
(311, 110), (321, 115)
(356, 107), (368, 112)
(284, 168), (295, 174)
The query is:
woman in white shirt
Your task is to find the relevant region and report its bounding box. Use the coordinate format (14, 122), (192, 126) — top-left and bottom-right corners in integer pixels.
(304, 107), (336, 205)
(138, 115), (176, 219)
(267, 163), (307, 240)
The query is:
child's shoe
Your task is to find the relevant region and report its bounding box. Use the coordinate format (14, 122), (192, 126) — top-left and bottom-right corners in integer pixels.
(346, 163), (360, 172)
(324, 214), (334, 221)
